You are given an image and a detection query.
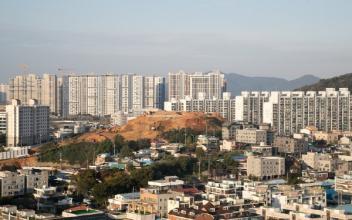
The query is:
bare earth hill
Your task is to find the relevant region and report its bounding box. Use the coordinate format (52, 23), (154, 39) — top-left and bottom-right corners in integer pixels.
(78, 111), (223, 142)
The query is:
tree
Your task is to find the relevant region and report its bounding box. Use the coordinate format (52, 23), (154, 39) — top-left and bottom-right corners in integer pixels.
(114, 134), (125, 153)
(120, 145), (133, 158)
(74, 170), (98, 197)
(195, 148), (205, 159)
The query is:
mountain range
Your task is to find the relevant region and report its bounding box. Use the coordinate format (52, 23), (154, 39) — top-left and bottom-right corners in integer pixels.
(224, 73), (320, 95)
(295, 73), (352, 91)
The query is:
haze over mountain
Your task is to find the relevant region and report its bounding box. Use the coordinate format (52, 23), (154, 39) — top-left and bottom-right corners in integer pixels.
(225, 73), (320, 95)
(296, 73), (352, 92)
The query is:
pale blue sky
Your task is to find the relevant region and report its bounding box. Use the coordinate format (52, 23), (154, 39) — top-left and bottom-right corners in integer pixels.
(0, 0), (352, 82)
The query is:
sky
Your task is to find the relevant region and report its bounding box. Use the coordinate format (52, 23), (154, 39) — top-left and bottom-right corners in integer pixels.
(0, 0), (352, 82)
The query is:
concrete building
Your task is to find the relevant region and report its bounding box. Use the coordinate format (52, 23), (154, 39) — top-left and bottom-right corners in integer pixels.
(263, 88), (352, 135)
(205, 180), (242, 201)
(0, 171), (25, 197)
(257, 203), (352, 220)
(164, 92), (235, 122)
(8, 74), (41, 106)
(274, 136), (308, 155)
(335, 173), (352, 196)
(0, 111), (6, 135)
(247, 156), (285, 180)
(18, 168), (49, 193)
(41, 74), (58, 114)
(0, 84), (8, 104)
(110, 111), (127, 126)
(129, 176), (184, 218)
(101, 74), (121, 115)
(235, 128), (267, 144)
(235, 91), (270, 125)
(6, 99), (50, 147)
(302, 152), (338, 172)
(168, 70), (226, 100)
(108, 192), (140, 211)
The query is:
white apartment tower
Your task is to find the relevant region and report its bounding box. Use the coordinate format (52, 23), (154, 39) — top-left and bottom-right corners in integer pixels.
(262, 88), (352, 135)
(101, 75), (121, 115)
(168, 70), (226, 101)
(144, 76), (165, 109)
(6, 99), (49, 147)
(0, 84), (9, 104)
(164, 92), (235, 122)
(235, 91), (270, 125)
(41, 74), (58, 114)
(9, 74), (41, 105)
(67, 74), (165, 116)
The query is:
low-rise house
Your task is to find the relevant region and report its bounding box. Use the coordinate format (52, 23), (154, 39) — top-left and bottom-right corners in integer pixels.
(274, 136), (308, 156)
(168, 201), (262, 220)
(251, 142), (274, 156)
(302, 152), (338, 172)
(257, 203), (352, 220)
(196, 135), (219, 152)
(313, 131), (340, 144)
(220, 139), (236, 151)
(108, 192), (140, 211)
(34, 185), (73, 214)
(204, 180), (242, 201)
(242, 182), (271, 205)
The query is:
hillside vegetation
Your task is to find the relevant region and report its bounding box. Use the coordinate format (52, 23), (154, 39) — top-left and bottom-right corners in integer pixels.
(296, 73), (352, 91)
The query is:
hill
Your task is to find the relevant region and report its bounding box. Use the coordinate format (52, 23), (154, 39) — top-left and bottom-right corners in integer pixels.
(118, 111), (223, 140)
(77, 111), (223, 142)
(296, 73), (352, 91)
(225, 73), (319, 95)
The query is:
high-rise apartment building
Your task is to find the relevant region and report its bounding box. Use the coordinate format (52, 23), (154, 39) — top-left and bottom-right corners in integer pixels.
(0, 84), (8, 104)
(164, 92), (235, 122)
(67, 74), (165, 116)
(235, 91), (270, 125)
(6, 99), (49, 147)
(144, 76), (165, 109)
(41, 74), (58, 114)
(168, 70), (226, 101)
(263, 88), (352, 135)
(101, 75), (121, 115)
(8, 74), (65, 116)
(234, 88), (352, 135)
(9, 74), (41, 105)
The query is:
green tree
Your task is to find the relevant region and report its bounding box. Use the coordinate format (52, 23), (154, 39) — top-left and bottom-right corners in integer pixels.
(114, 134), (125, 153)
(120, 145), (133, 158)
(195, 148), (205, 159)
(74, 170), (98, 197)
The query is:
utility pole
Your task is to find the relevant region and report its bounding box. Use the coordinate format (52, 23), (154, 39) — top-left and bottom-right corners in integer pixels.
(59, 152), (62, 170)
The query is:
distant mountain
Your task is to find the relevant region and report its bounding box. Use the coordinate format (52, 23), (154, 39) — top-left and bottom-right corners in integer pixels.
(225, 73), (320, 95)
(295, 73), (352, 91)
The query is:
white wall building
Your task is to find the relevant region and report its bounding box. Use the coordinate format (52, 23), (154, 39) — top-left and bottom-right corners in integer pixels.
(168, 70), (226, 101)
(6, 99), (49, 147)
(164, 92), (235, 122)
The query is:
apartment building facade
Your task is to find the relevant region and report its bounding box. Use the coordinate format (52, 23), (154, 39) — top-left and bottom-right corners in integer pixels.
(247, 156), (285, 180)
(6, 99), (50, 147)
(235, 128), (267, 144)
(164, 92), (235, 122)
(168, 70), (226, 101)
